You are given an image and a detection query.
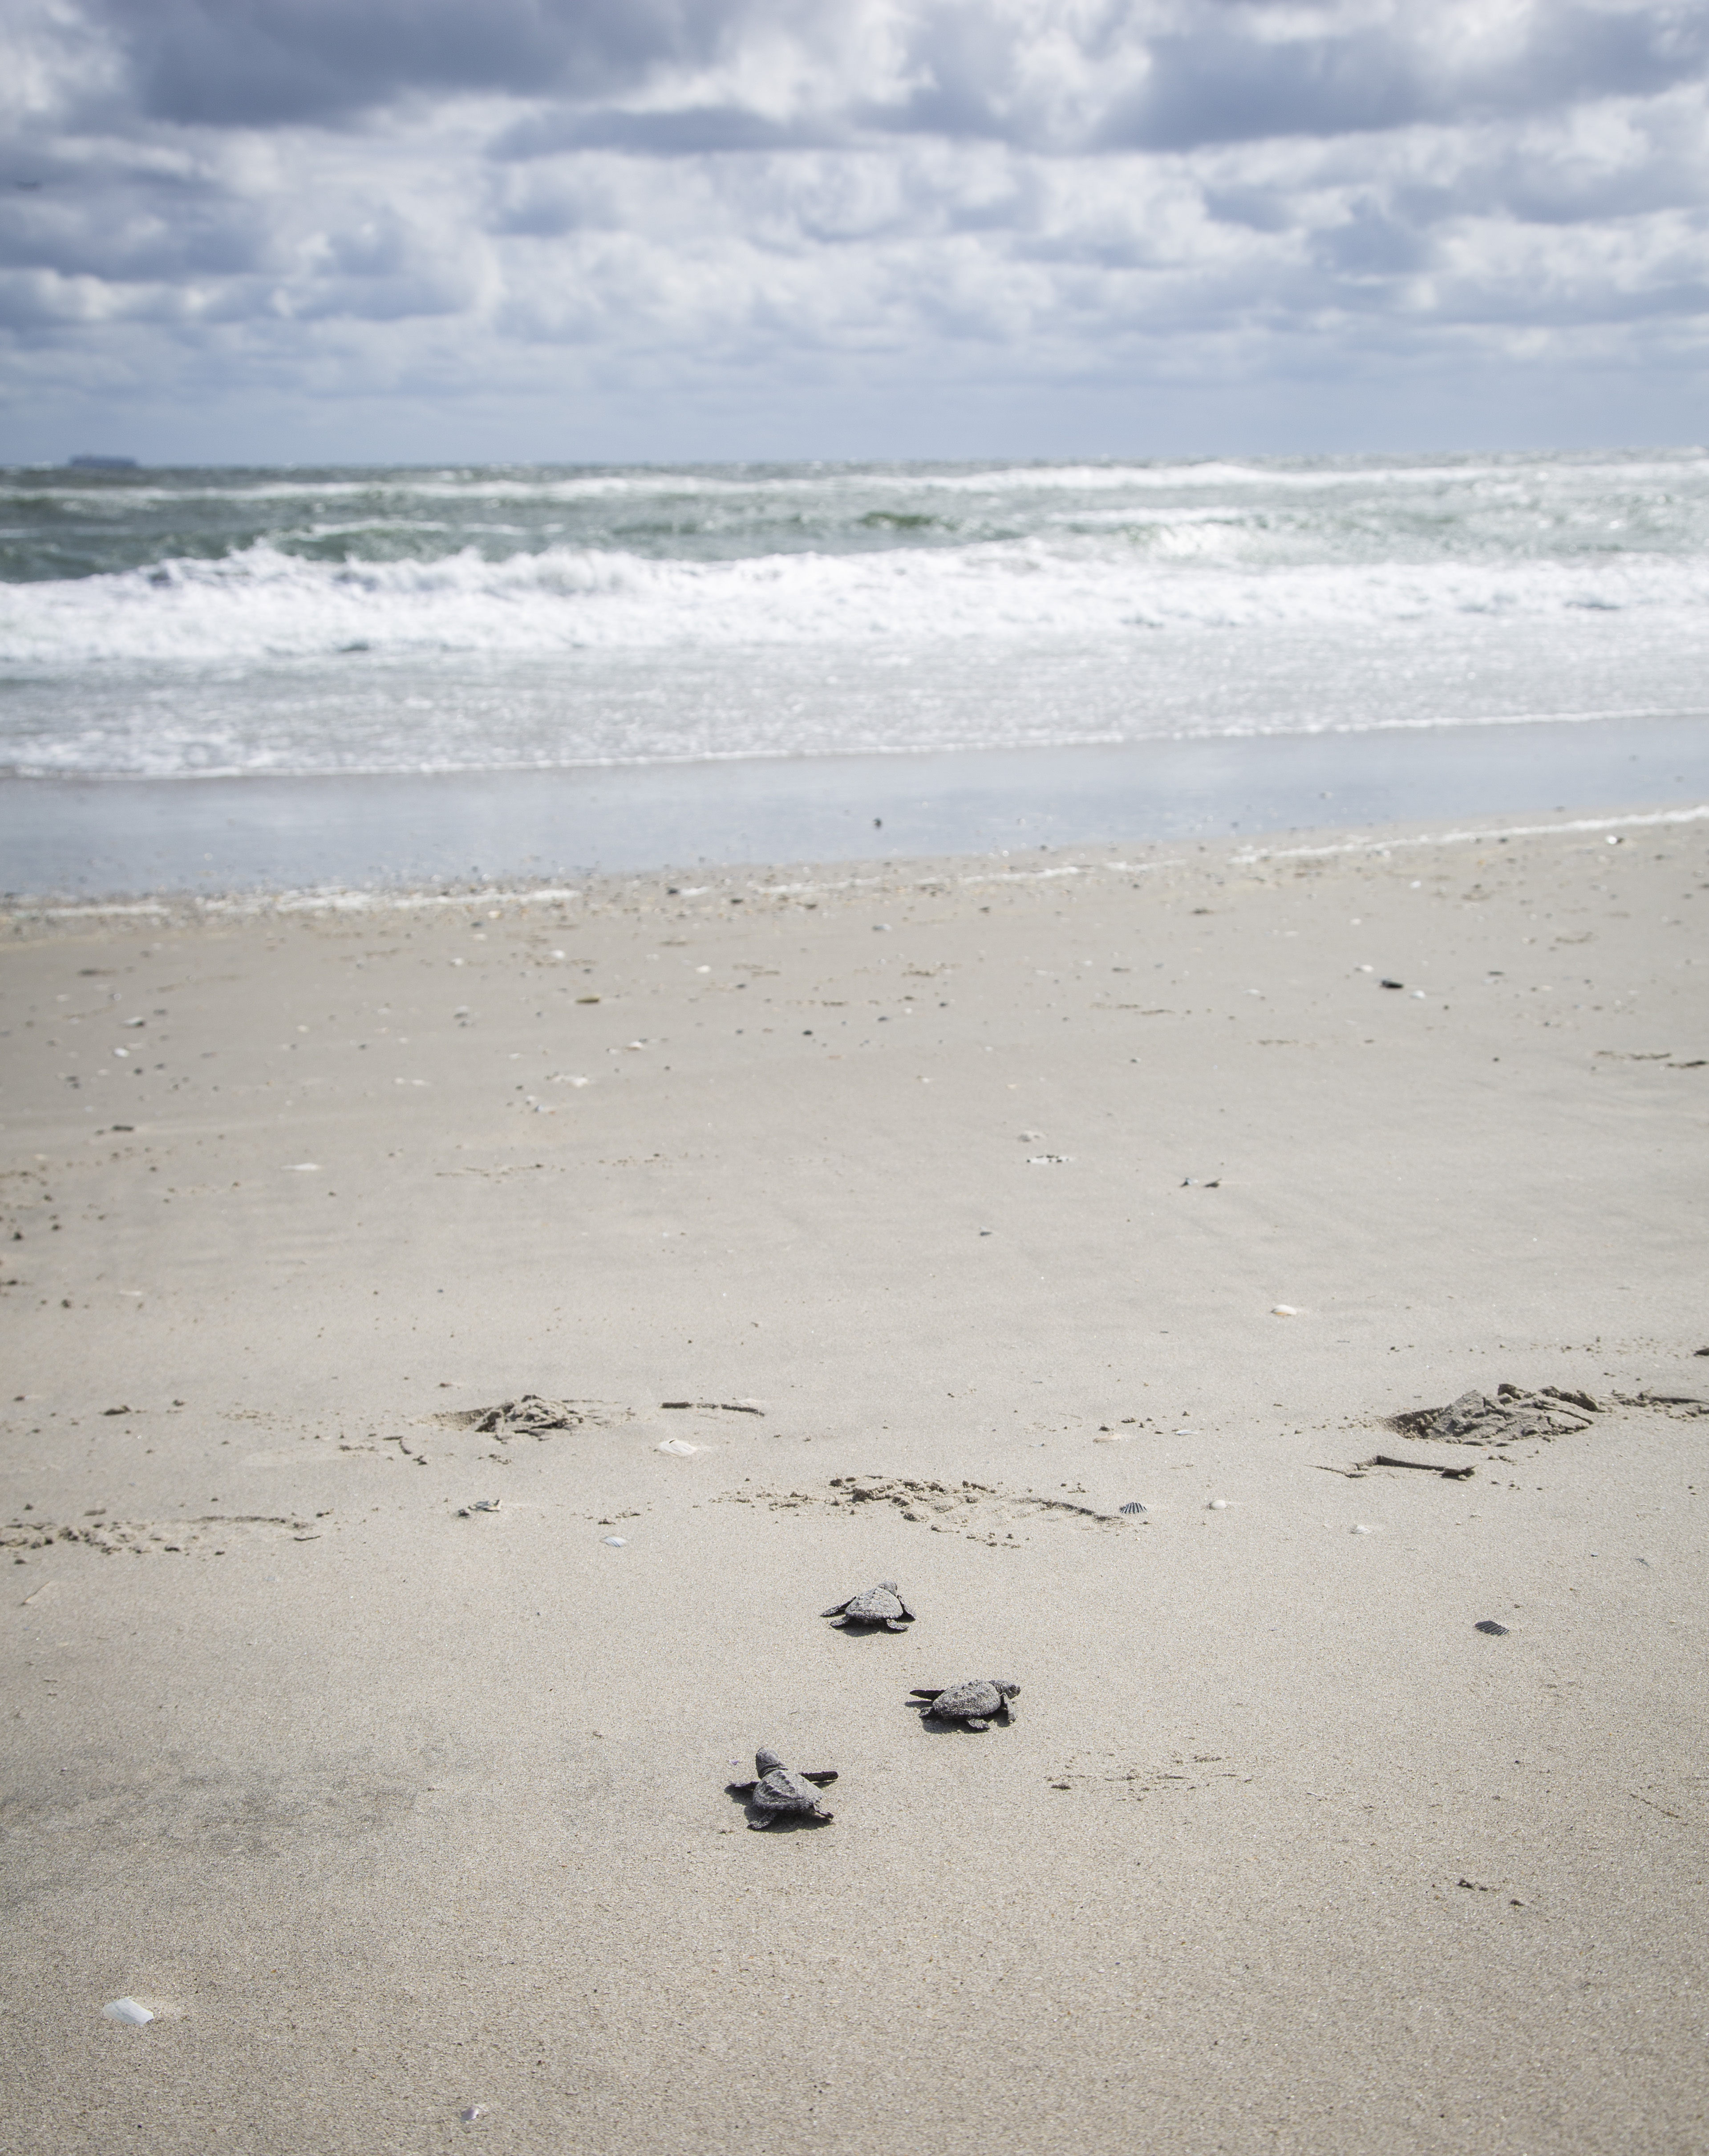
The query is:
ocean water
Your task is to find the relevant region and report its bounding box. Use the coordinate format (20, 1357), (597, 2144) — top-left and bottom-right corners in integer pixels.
(4, 451), (1709, 784)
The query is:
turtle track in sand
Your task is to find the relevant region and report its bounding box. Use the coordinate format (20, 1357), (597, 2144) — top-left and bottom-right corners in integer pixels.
(4, 1510), (326, 1559)
(714, 1474), (1134, 1546)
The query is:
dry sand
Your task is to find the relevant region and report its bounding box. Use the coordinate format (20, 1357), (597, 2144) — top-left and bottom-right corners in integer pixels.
(2, 807), (1706, 2154)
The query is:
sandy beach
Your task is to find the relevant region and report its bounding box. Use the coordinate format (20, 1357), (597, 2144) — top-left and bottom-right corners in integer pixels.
(3, 804), (1706, 2155)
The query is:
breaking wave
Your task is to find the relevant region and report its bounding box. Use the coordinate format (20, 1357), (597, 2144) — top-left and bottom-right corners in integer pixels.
(6, 532), (1709, 670)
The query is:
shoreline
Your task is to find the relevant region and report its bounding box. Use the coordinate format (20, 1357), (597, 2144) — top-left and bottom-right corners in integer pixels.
(4, 709), (1708, 902)
(6, 797), (1708, 931)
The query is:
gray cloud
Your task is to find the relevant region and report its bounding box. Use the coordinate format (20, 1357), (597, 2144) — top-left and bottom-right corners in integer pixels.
(77, 0), (745, 127)
(490, 104), (851, 161)
(1088, 3), (1709, 153)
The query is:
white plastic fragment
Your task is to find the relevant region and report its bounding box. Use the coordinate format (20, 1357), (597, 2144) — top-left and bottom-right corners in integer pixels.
(656, 1438), (701, 1457)
(461, 2106), (489, 2122)
(1207, 1499), (1230, 1510)
(102, 1998), (153, 2026)
(602, 1535), (627, 1547)
(1352, 1523), (1382, 1535)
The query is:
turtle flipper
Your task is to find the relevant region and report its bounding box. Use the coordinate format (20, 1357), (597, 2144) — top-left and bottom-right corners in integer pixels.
(821, 1598), (854, 1617)
(910, 1688), (944, 1701)
(895, 1593), (917, 1620)
(965, 1717), (991, 1730)
(999, 1697), (1017, 1722)
(727, 1780), (758, 1796)
(885, 1617), (909, 1631)
(748, 1813), (776, 1830)
(801, 1770), (838, 1787)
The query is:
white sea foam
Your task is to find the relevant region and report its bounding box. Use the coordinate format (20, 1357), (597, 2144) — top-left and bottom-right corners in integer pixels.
(7, 534), (1709, 671)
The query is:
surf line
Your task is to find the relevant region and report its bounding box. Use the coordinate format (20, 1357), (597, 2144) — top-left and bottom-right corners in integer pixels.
(1231, 803), (1709, 867)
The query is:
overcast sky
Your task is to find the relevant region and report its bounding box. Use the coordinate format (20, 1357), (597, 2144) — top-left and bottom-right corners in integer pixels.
(2, 0), (1705, 464)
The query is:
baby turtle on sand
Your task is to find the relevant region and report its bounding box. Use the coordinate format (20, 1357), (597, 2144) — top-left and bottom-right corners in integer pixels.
(726, 1747), (838, 1828)
(822, 1581), (916, 1630)
(911, 1680), (1020, 1730)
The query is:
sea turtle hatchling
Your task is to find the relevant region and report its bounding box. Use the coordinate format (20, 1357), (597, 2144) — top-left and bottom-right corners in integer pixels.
(726, 1747), (839, 1828)
(911, 1679), (1020, 1730)
(822, 1580), (916, 1631)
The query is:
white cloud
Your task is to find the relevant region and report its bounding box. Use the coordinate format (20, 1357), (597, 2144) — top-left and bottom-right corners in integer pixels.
(0, 0), (1704, 460)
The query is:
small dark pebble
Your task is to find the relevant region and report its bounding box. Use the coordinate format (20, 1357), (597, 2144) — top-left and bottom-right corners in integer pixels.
(1474, 1619), (1510, 1636)
(1380, 979), (1405, 991)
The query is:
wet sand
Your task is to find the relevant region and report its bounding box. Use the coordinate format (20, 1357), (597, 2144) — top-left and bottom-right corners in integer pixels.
(2, 805), (1706, 2154)
(6, 709), (1709, 901)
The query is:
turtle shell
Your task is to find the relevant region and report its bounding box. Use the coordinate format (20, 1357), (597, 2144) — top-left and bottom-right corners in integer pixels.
(843, 1584), (907, 1623)
(925, 1679), (1007, 1721)
(754, 1766), (827, 1814)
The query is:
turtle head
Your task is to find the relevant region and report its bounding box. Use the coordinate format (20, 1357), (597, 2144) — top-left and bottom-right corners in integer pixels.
(876, 1580), (899, 1594)
(994, 1681), (1021, 1698)
(754, 1746), (786, 1776)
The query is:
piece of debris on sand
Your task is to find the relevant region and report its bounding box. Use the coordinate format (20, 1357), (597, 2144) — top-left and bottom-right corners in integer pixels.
(437, 1394), (631, 1440)
(1386, 1384), (1603, 1446)
(660, 1399), (766, 1415)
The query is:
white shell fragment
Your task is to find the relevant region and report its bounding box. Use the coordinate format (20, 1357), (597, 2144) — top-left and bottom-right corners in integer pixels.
(1207, 1498), (1230, 1510)
(1272, 1303), (1299, 1316)
(602, 1535), (627, 1547)
(656, 1438), (702, 1456)
(102, 1998), (154, 2026)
